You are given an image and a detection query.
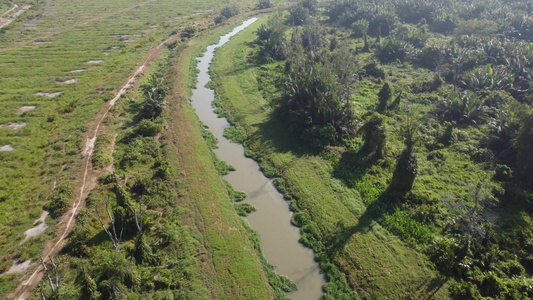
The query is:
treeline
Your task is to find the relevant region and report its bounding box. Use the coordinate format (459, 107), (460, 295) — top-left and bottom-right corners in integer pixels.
(253, 0), (533, 298)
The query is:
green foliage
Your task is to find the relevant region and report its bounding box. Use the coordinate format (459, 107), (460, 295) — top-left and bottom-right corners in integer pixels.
(134, 119), (163, 137)
(362, 61), (385, 79)
(455, 19), (498, 36)
(47, 182), (75, 218)
(234, 203), (256, 216)
(449, 279), (483, 300)
(360, 113), (386, 157)
(255, 14), (287, 60)
(514, 113), (533, 183)
(140, 74), (168, 119)
(288, 4), (310, 26)
(223, 124), (247, 143)
(351, 19), (369, 38)
(257, 0), (274, 9)
(280, 22), (358, 146)
(215, 5), (239, 24)
(383, 207), (433, 245)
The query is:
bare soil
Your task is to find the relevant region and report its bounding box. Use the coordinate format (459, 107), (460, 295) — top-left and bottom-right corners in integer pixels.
(35, 92), (61, 97)
(0, 145), (15, 151)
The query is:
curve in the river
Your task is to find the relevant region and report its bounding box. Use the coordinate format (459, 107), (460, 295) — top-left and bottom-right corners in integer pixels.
(190, 18), (325, 300)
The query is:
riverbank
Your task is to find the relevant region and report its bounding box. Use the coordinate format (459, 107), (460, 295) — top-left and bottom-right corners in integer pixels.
(209, 16), (450, 299)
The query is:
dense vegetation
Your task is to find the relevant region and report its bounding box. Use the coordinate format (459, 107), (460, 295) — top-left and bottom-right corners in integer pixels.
(210, 0), (533, 298)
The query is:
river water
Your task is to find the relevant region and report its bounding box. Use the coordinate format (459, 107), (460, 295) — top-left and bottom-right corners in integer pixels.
(190, 18), (325, 300)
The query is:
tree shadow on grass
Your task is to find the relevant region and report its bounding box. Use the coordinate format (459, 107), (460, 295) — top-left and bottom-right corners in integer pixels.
(251, 113), (316, 159)
(325, 187), (401, 254)
(332, 149), (379, 188)
(414, 275), (449, 300)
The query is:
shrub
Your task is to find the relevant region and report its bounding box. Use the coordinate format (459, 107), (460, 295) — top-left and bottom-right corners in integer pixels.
(288, 4), (309, 26)
(47, 182), (75, 218)
(362, 61), (385, 79)
(351, 19), (369, 38)
(383, 208), (433, 245)
(215, 5), (239, 24)
(257, 0), (273, 9)
(135, 119), (163, 137)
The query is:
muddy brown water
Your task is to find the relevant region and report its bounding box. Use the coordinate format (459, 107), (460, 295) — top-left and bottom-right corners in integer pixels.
(190, 18), (325, 300)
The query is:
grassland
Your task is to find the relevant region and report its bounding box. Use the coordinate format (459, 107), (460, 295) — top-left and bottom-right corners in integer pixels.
(210, 16), (452, 299)
(0, 1), (281, 298)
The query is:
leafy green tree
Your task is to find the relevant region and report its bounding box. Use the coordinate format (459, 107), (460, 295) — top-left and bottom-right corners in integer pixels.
(140, 74), (168, 119)
(256, 13), (287, 60)
(257, 0), (273, 9)
(281, 28), (358, 146)
(215, 5), (239, 24)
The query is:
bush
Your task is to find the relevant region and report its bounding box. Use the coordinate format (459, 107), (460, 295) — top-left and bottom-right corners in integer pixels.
(383, 207), (433, 245)
(351, 19), (369, 38)
(449, 279), (483, 300)
(135, 119), (163, 137)
(362, 61), (385, 79)
(288, 4), (309, 26)
(257, 0), (273, 9)
(215, 5), (239, 24)
(47, 182), (75, 218)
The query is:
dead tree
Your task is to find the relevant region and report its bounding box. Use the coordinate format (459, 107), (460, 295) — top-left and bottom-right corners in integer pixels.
(444, 182), (495, 256)
(133, 194), (144, 263)
(95, 196), (122, 251)
(40, 256), (61, 300)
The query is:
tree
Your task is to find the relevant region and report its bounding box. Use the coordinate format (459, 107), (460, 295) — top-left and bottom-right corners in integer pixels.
(140, 74), (168, 119)
(514, 112), (533, 184)
(377, 82), (392, 113)
(40, 256), (61, 300)
(360, 113), (386, 158)
(281, 32), (358, 146)
(390, 114), (419, 194)
(257, 0), (273, 9)
(215, 5), (239, 24)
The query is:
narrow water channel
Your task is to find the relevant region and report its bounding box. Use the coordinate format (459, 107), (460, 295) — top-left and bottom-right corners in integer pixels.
(190, 18), (325, 300)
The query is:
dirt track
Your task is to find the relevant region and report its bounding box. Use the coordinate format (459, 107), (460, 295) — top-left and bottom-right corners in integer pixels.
(8, 32), (180, 300)
(0, 4), (31, 29)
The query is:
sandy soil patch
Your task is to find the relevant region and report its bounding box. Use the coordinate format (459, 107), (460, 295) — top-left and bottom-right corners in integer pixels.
(19, 106), (36, 112)
(5, 260), (32, 274)
(142, 29), (153, 33)
(0, 145), (16, 151)
(57, 79), (78, 84)
(22, 211), (49, 242)
(86, 60), (103, 64)
(35, 92), (61, 98)
(33, 41), (51, 45)
(0, 5), (31, 29)
(1, 123), (27, 130)
(66, 69), (87, 73)
(103, 52), (110, 55)
(110, 46), (120, 49)
(122, 39), (135, 43)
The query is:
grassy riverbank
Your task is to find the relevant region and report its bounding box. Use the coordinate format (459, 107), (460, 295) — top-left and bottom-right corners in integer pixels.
(210, 16), (450, 299)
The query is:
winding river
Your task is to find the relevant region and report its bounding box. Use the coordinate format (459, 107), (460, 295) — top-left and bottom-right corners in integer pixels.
(190, 18), (326, 300)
